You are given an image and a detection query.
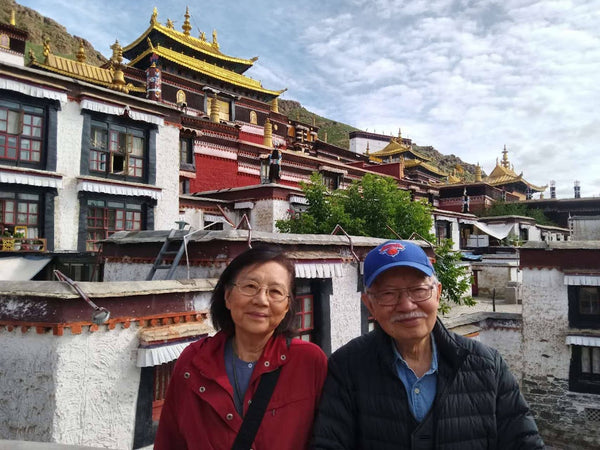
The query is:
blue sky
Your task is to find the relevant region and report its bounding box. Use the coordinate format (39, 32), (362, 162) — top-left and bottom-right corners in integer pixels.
(17, 0), (600, 198)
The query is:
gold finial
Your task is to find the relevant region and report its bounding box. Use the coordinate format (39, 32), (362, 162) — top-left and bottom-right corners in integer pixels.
(146, 37), (155, 51)
(271, 98), (279, 113)
(76, 40), (86, 63)
(501, 144), (510, 168)
(151, 7), (158, 25)
(200, 31), (206, 41)
(182, 7), (192, 36)
(42, 37), (51, 62)
(210, 93), (220, 123)
(109, 40), (127, 91)
(10, 10), (16, 26)
(398, 128), (402, 138)
(263, 119), (273, 148)
(212, 29), (219, 49)
(475, 163), (482, 182)
(166, 18), (174, 29)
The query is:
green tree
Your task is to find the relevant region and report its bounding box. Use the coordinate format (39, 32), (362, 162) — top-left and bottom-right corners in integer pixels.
(276, 173), (473, 309)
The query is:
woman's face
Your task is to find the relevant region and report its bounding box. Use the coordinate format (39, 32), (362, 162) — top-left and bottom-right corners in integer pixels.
(225, 261), (291, 339)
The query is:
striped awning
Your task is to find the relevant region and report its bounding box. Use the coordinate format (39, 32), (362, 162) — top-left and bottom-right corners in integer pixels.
(566, 335), (600, 347)
(564, 275), (600, 286)
(77, 178), (162, 200)
(0, 170), (62, 189)
(137, 341), (195, 367)
(295, 263), (343, 279)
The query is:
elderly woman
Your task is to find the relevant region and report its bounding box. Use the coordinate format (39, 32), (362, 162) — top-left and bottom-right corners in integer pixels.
(155, 247), (328, 450)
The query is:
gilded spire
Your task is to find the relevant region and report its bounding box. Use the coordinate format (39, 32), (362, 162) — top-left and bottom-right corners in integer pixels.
(200, 31), (206, 41)
(475, 163), (482, 182)
(150, 7), (158, 25)
(501, 145), (509, 168)
(271, 97), (279, 113)
(398, 128), (402, 138)
(166, 18), (174, 29)
(109, 40), (127, 91)
(76, 40), (86, 63)
(182, 7), (192, 36)
(10, 10), (16, 26)
(263, 119), (273, 148)
(43, 37), (51, 63)
(212, 29), (219, 50)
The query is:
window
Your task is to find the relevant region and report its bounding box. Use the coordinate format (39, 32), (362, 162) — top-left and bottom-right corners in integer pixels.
(321, 172), (340, 191)
(435, 220), (451, 245)
(0, 99), (44, 166)
(153, 361), (176, 422)
(295, 295), (314, 342)
(569, 286), (600, 329)
(570, 345), (600, 394)
(86, 199), (143, 251)
(0, 192), (41, 237)
(89, 121), (146, 180)
(179, 178), (191, 195)
(179, 137), (193, 167)
(206, 96), (231, 121)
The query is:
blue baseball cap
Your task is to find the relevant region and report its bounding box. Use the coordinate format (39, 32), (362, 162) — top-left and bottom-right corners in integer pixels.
(364, 240), (435, 288)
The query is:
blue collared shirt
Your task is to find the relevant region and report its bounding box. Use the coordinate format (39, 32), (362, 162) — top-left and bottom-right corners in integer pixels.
(392, 335), (438, 422)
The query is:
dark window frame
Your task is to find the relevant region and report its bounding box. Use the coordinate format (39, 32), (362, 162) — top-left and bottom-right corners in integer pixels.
(569, 285), (600, 329)
(295, 294), (315, 342)
(570, 344), (600, 395)
(179, 135), (194, 170)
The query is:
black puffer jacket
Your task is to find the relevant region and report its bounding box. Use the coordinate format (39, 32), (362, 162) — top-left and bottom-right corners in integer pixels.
(312, 320), (544, 449)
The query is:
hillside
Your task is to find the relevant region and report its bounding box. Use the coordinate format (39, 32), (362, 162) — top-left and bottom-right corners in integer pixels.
(280, 100), (480, 179)
(0, 0), (106, 66)
(2, 0), (478, 179)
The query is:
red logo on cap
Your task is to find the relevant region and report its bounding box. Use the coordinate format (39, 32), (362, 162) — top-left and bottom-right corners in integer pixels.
(379, 242), (405, 257)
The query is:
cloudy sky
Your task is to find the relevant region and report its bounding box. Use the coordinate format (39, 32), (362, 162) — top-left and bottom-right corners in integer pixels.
(18, 0), (600, 198)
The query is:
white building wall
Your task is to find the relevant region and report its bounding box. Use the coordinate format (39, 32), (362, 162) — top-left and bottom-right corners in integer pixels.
(521, 268), (569, 378)
(154, 125), (181, 230)
(0, 329), (58, 442)
(349, 136), (389, 154)
(54, 100), (85, 251)
(328, 264), (362, 352)
(478, 327), (523, 380)
(570, 217), (600, 240)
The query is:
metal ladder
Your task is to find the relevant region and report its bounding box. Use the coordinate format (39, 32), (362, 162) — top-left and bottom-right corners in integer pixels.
(146, 229), (187, 280)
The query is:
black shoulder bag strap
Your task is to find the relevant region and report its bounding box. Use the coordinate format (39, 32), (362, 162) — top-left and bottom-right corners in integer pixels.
(231, 338), (290, 450)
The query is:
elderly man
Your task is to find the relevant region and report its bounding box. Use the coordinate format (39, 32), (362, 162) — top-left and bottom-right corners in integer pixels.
(313, 240), (543, 449)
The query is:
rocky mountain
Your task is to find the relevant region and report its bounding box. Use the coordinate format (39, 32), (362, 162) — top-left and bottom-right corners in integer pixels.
(0, 0), (106, 66)
(1, 0), (478, 179)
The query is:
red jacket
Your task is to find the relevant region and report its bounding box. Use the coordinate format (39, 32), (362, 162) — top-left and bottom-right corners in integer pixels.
(154, 331), (328, 450)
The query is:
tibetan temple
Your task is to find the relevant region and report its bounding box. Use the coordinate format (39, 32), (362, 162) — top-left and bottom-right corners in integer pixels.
(0, 5), (555, 280)
(438, 146), (547, 214)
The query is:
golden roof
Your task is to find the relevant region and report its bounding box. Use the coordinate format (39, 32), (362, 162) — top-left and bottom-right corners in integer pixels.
(484, 147), (546, 191)
(32, 53), (114, 85)
(122, 12), (257, 68)
(128, 44), (283, 96)
(370, 139), (431, 161)
(404, 159), (447, 177)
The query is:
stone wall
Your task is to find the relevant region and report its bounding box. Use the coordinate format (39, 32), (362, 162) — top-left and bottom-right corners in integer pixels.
(154, 125), (181, 230)
(474, 261), (519, 298)
(521, 267), (600, 449)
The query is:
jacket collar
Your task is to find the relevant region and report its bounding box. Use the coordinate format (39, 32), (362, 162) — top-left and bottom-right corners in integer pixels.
(192, 330), (290, 380)
(374, 318), (466, 371)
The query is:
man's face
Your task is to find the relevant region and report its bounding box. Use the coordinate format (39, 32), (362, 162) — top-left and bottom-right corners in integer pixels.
(362, 266), (441, 346)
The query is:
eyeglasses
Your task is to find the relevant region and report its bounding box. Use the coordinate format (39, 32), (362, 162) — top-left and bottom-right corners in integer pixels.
(233, 280), (290, 303)
(367, 284), (435, 306)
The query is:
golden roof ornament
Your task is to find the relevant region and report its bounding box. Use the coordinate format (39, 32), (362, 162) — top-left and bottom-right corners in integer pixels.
(502, 144), (510, 168)
(76, 40), (86, 63)
(42, 37), (51, 63)
(200, 31), (206, 41)
(28, 48), (36, 63)
(475, 163), (482, 182)
(212, 29), (219, 50)
(166, 19), (174, 29)
(10, 10), (16, 26)
(109, 40), (127, 92)
(150, 7), (158, 25)
(182, 7), (192, 36)
(263, 118), (273, 148)
(271, 97), (279, 113)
